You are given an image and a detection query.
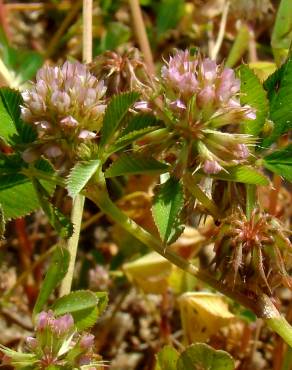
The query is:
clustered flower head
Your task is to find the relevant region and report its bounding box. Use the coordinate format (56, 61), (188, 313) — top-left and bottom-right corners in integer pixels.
(89, 48), (153, 96)
(1, 311), (102, 369)
(212, 209), (292, 294)
(160, 50), (256, 174)
(21, 61), (107, 165)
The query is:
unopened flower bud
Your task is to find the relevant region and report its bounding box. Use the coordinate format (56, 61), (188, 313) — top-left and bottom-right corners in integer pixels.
(25, 336), (38, 350)
(52, 314), (74, 335)
(51, 91), (71, 113)
(36, 310), (53, 330)
(169, 99), (186, 112)
(78, 130), (96, 140)
(60, 116), (78, 128)
(203, 160), (223, 174)
(80, 334), (95, 349)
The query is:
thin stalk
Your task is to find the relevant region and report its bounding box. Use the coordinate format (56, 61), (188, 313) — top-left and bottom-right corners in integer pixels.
(59, 194), (85, 296)
(59, 0), (92, 296)
(82, 0), (93, 63)
(128, 0), (155, 74)
(210, 0), (230, 60)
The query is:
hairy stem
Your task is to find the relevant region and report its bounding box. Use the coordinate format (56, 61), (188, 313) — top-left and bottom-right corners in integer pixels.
(59, 194), (85, 296)
(85, 177), (256, 311)
(85, 176), (292, 347)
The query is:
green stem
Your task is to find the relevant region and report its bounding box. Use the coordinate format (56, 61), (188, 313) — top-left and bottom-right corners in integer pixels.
(59, 194), (85, 296)
(85, 176), (292, 347)
(85, 177), (256, 311)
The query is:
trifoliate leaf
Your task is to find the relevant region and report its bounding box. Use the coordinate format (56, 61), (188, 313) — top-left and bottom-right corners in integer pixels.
(0, 87), (36, 146)
(262, 57), (292, 147)
(51, 290), (108, 330)
(0, 159), (56, 220)
(122, 114), (160, 136)
(152, 177), (184, 245)
(263, 144), (292, 182)
(208, 165), (269, 185)
(100, 91), (139, 147)
(239, 65), (268, 137)
(177, 343), (235, 370)
(67, 160), (100, 198)
(105, 153), (169, 177)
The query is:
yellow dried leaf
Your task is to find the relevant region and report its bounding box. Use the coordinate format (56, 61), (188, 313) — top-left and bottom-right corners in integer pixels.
(179, 292), (235, 343)
(123, 252), (172, 294)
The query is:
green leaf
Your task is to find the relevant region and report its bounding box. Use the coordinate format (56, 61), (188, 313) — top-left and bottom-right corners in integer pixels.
(0, 88), (37, 145)
(122, 114), (159, 136)
(152, 177), (184, 245)
(239, 65), (268, 137)
(156, 0), (184, 37)
(262, 57), (292, 147)
(155, 345), (179, 370)
(209, 166), (269, 185)
(33, 247), (70, 317)
(33, 178), (73, 239)
(51, 290), (108, 330)
(0, 159), (56, 220)
(271, 0), (292, 64)
(100, 92), (139, 147)
(105, 153), (169, 178)
(263, 144), (292, 182)
(67, 160), (100, 198)
(98, 22), (130, 53)
(177, 343), (235, 370)
(108, 127), (157, 154)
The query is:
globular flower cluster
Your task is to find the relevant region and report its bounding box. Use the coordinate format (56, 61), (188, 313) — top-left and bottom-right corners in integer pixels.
(212, 209), (292, 294)
(89, 48), (153, 97)
(160, 50), (256, 174)
(21, 61), (106, 165)
(1, 311), (102, 369)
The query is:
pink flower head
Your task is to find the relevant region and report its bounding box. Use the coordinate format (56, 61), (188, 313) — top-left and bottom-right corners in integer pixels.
(52, 314), (74, 336)
(20, 61), (107, 163)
